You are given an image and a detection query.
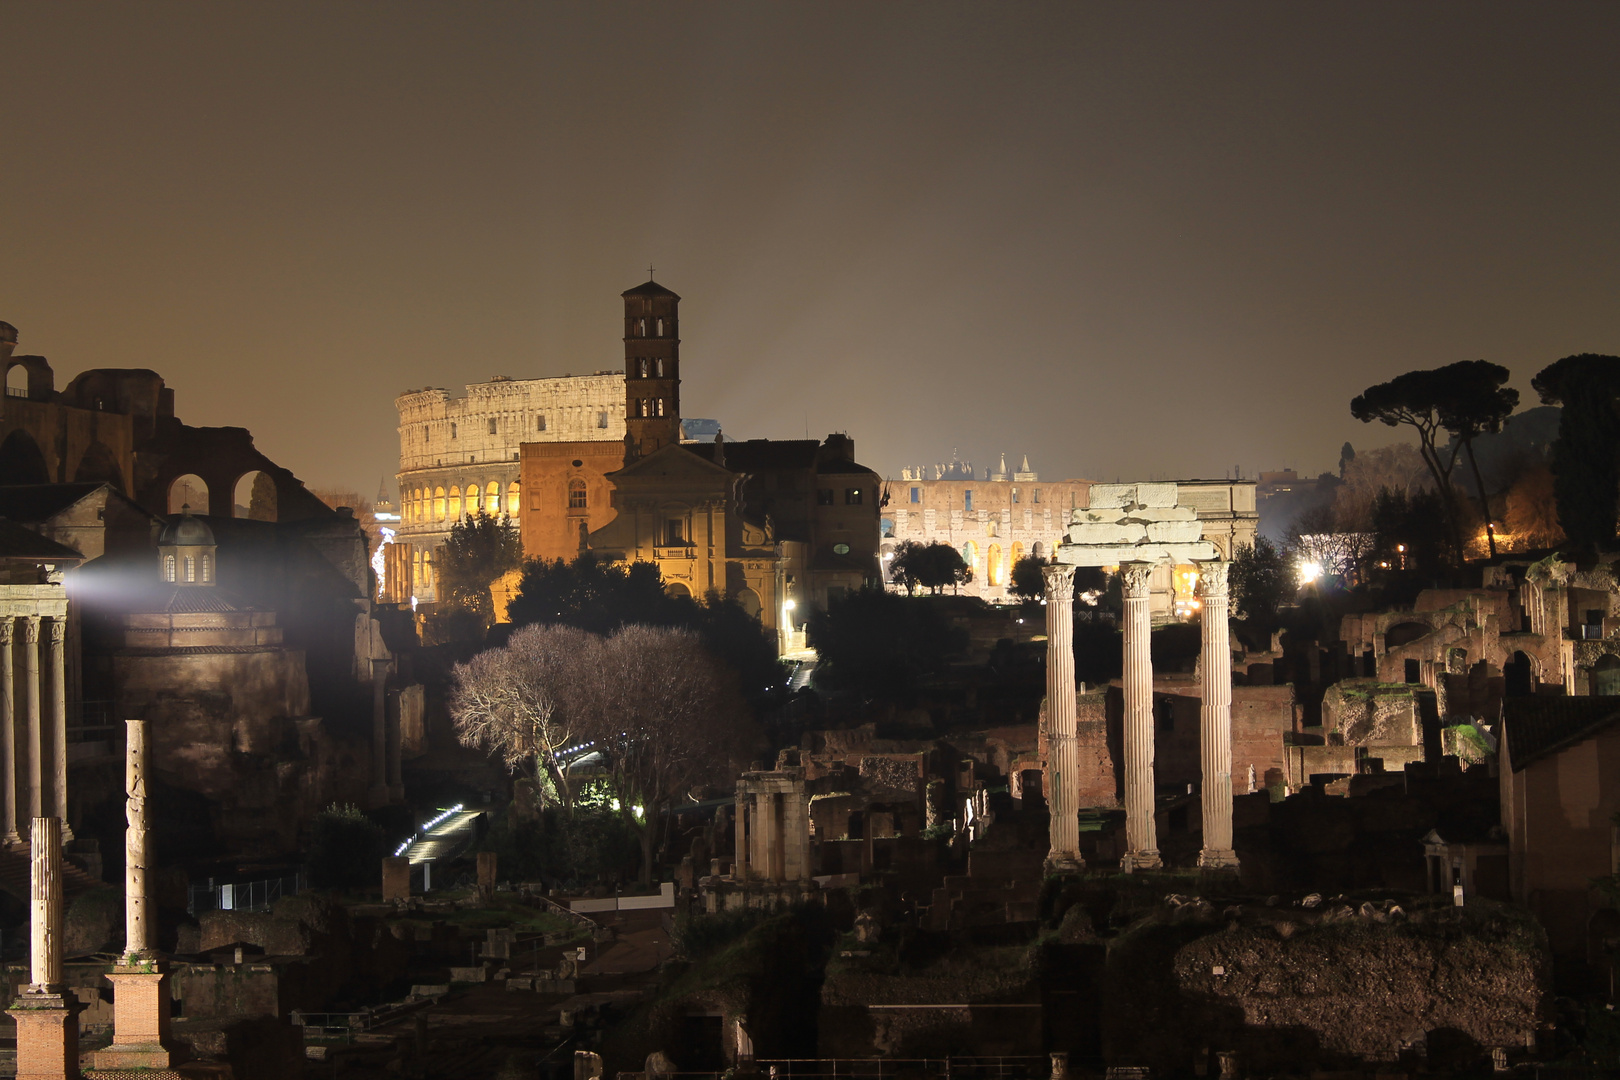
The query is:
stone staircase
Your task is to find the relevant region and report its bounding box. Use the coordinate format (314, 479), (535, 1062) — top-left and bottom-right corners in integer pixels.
(0, 842), (104, 901)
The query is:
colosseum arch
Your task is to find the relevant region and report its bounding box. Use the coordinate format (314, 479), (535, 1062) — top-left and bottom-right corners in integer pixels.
(72, 441), (124, 490)
(233, 470), (277, 521)
(507, 480), (521, 515)
(168, 474), (209, 514)
(0, 429), (49, 485)
(4, 355), (53, 400)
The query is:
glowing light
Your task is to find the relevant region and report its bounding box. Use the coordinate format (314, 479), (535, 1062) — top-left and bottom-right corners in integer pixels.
(783, 599), (796, 611)
(1299, 561), (1322, 584)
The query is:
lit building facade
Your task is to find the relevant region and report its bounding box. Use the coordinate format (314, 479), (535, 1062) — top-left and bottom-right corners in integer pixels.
(391, 372), (626, 602)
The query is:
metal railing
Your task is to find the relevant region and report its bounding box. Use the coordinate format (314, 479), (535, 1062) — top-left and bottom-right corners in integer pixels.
(187, 870), (304, 916)
(757, 1058), (1049, 1080)
(4, 386), (29, 399)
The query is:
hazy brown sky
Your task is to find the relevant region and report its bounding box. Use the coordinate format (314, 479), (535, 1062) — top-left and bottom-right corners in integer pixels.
(3, 3), (1616, 498)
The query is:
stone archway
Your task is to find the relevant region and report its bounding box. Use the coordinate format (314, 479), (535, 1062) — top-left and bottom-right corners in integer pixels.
(72, 441), (124, 490)
(233, 470), (277, 521)
(736, 587), (762, 618)
(0, 429), (50, 485)
(168, 474), (208, 514)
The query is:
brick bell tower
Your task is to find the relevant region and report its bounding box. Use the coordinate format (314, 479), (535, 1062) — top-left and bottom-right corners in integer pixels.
(622, 276), (682, 459)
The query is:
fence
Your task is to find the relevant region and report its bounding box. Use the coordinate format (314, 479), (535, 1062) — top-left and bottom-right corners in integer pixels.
(187, 870), (305, 916)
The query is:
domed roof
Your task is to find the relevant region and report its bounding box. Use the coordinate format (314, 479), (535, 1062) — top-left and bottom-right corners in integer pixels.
(158, 509), (215, 547)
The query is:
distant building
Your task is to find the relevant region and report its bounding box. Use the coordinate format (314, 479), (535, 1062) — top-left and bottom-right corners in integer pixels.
(887, 453), (1091, 602)
(517, 279), (881, 651)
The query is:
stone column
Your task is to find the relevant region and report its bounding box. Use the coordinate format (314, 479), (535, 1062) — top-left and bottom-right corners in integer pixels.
(732, 789), (749, 880)
(11, 815), (79, 1080)
(1196, 561), (1239, 870)
(96, 719), (172, 1071)
(1120, 563), (1161, 870)
(123, 719), (151, 959)
(29, 816), (61, 991)
(24, 617), (42, 827)
(0, 619), (18, 846)
(368, 658), (390, 806)
(48, 620), (69, 841)
(1042, 563), (1084, 873)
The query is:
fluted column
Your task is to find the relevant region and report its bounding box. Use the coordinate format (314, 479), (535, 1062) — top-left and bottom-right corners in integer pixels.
(1120, 563), (1161, 870)
(24, 617), (42, 828)
(1196, 561), (1239, 870)
(1, 619), (17, 846)
(1042, 563), (1083, 872)
(29, 816), (61, 992)
(124, 720), (151, 959)
(48, 620), (69, 841)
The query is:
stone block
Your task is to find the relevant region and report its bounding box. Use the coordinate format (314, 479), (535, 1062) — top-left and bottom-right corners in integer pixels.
(1145, 520), (1203, 543)
(477, 852), (497, 899)
(11, 993), (80, 1080)
(381, 856), (410, 902)
(1087, 484), (1135, 509)
(449, 966), (487, 983)
(1124, 505), (1199, 522)
(1136, 482), (1178, 507)
(1068, 522), (1147, 545)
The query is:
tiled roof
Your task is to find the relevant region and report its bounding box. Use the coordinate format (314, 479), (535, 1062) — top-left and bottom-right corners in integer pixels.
(0, 519), (84, 562)
(1501, 696), (1620, 771)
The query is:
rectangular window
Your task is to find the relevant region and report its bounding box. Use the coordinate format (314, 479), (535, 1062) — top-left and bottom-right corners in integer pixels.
(1033, 489), (1041, 504)
(665, 518), (684, 545)
(1012, 488), (1020, 504)
(537, 415), (547, 431)
(817, 489), (834, 506)
(450, 422), (457, 439)
(598, 412), (609, 428)
(964, 491), (973, 512)
(909, 487), (920, 504)
(845, 488), (863, 505)
(488, 417), (498, 435)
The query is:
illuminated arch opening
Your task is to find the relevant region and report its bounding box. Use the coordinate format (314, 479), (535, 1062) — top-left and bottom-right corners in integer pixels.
(233, 470), (276, 521)
(168, 474), (208, 514)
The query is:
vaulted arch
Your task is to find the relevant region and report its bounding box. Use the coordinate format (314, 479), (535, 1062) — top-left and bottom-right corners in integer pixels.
(72, 441), (124, 490)
(0, 429), (49, 485)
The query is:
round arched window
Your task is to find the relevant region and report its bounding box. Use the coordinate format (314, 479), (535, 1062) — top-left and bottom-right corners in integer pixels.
(833, 543), (850, 555)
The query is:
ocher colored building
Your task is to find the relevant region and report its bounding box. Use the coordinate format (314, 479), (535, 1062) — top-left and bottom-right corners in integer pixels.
(518, 279), (882, 650)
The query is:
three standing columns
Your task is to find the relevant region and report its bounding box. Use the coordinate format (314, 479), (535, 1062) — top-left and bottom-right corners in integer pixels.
(0, 616), (71, 847)
(1119, 564), (1161, 871)
(1042, 564), (1083, 872)
(1197, 562), (1239, 869)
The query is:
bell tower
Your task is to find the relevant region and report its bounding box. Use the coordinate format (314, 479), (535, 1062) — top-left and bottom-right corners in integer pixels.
(622, 277), (682, 458)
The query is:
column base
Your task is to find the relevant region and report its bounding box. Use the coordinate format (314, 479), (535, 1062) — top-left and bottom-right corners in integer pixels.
(1044, 853), (1086, 875)
(1198, 848), (1240, 871)
(1121, 849), (1162, 872)
(10, 989), (82, 1080)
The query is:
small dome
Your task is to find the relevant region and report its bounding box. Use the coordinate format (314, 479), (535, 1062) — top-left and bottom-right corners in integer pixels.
(159, 509), (215, 547)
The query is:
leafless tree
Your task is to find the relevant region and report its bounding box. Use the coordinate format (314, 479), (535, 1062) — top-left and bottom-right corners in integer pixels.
(1286, 504), (1376, 583)
(449, 623), (601, 812)
(590, 625), (754, 884)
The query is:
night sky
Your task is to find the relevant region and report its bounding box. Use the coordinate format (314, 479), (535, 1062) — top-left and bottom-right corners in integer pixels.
(3, 3), (1616, 499)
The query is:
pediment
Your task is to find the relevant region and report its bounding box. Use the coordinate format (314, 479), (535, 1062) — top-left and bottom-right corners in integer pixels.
(608, 444), (735, 484)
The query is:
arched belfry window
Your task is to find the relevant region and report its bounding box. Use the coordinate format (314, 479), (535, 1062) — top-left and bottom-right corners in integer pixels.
(201, 554), (214, 583)
(655, 358), (664, 377)
(184, 555), (196, 583)
(639, 359), (649, 378)
(164, 555), (176, 582)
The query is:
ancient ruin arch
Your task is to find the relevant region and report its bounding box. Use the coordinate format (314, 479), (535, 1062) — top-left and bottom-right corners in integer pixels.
(1011, 541), (1025, 568)
(1595, 654), (1620, 697)
(464, 484), (478, 516)
(485, 480), (501, 516)
(507, 480), (521, 515)
(987, 543), (1003, 586)
(433, 487), (447, 522)
(448, 488), (462, 520)
(667, 582), (691, 599)
(736, 587), (761, 618)
(168, 474), (208, 514)
(1032, 541), (1044, 559)
(4, 355), (52, 399)
(233, 470), (277, 521)
(1504, 650), (1536, 697)
(962, 540), (977, 574)
(0, 429), (49, 485)
(72, 441), (124, 490)
(1385, 621), (1432, 650)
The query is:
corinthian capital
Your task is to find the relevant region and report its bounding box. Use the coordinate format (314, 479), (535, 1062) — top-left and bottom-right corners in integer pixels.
(1119, 562), (1154, 598)
(1195, 559), (1229, 599)
(22, 617), (40, 644)
(0, 619), (13, 646)
(1041, 562), (1077, 604)
(47, 619), (65, 645)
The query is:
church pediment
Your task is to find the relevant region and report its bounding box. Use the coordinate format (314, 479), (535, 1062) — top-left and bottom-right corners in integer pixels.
(607, 444), (735, 485)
